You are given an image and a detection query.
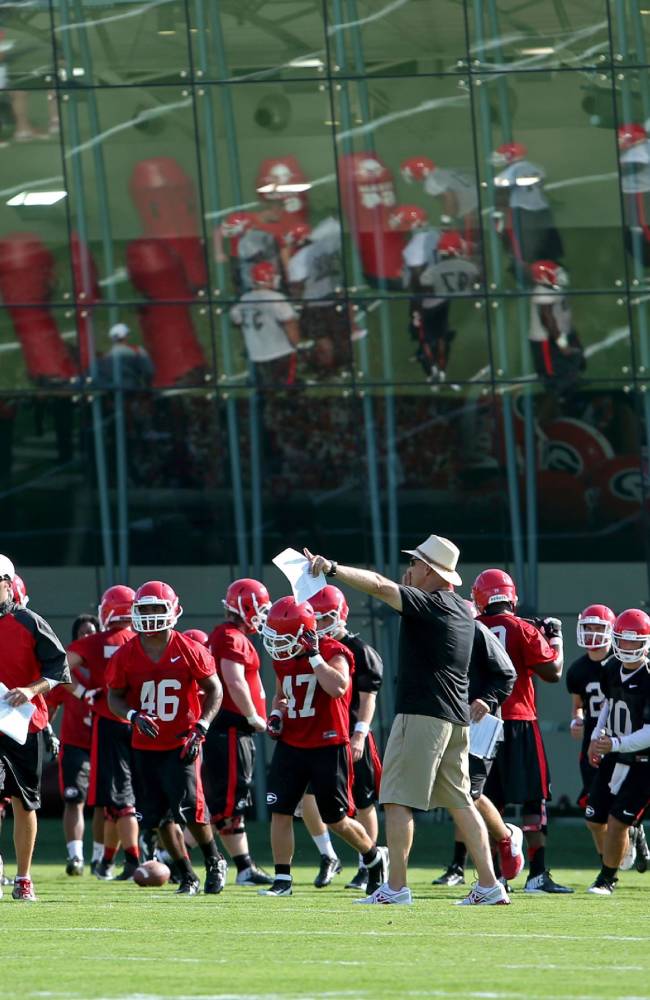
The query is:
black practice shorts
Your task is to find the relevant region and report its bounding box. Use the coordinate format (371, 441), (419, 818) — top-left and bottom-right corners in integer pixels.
(267, 741), (354, 826)
(585, 755), (650, 826)
(202, 726), (255, 827)
(58, 744), (90, 805)
(352, 732), (382, 810)
(133, 746), (208, 830)
(88, 715), (135, 810)
(484, 719), (551, 808)
(469, 754), (494, 802)
(577, 750), (599, 810)
(0, 730), (42, 811)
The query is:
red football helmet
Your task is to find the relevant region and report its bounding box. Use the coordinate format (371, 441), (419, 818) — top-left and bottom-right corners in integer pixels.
(283, 223), (311, 249)
(261, 596), (316, 660)
(438, 231), (468, 258)
(491, 142), (528, 166)
(471, 569), (518, 614)
(530, 260), (568, 290)
(576, 604), (616, 649)
(131, 580), (182, 634)
(11, 574), (28, 608)
(618, 123), (647, 152)
(183, 628), (209, 646)
(251, 261), (278, 288)
(98, 584), (135, 630)
(310, 585), (349, 638)
(612, 608), (650, 664)
(223, 578), (271, 634)
(400, 156), (435, 183)
(388, 204), (428, 232)
(222, 211), (254, 239)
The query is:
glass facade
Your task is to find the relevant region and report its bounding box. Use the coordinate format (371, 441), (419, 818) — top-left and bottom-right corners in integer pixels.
(1, 1), (650, 608)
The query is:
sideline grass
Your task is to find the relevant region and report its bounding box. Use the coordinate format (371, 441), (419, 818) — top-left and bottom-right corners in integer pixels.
(1, 819), (649, 1000)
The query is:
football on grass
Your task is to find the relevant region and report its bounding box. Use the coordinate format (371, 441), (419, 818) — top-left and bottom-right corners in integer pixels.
(134, 860), (171, 887)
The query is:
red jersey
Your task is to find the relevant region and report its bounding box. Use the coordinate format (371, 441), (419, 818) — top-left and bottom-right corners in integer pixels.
(106, 631), (216, 751)
(477, 612), (556, 721)
(208, 622), (266, 729)
(272, 637), (354, 749)
(0, 608), (69, 732)
(68, 627), (135, 723)
(46, 684), (92, 750)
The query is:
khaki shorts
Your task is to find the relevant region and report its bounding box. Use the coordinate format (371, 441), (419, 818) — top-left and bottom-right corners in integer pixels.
(379, 713), (472, 811)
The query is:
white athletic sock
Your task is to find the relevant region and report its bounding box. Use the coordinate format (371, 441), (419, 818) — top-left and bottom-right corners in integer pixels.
(92, 842), (104, 862)
(312, 832), (337, 861)
(67, 839), (84, 860)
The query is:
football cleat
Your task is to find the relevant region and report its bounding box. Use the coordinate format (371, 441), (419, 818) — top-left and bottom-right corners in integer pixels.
(456, 882), (510, 906)
(635, 824), (650, 873)
(365, 846), (389, 896)
(258, 877), (293, 897)
(620, 826), (638, 871)
(524, 870), (574, 894)
(355, 882), (412, 905)
(345, 867), (368, 890)
(236, 865), (274, 886)
(90, 860), (99, 877)
(432, 863), (465, 886)
(587, 875), (617, 896)
(314, 856), (342, 888)
(497, 823), (525, 881)
(12, 876), (37, 901)
(94, 858), (115, 881)
(65, 857), (84, 877)
(204, 856), (228, 895)
(114, 859), (139, 882)
(175, 874), (201, 896)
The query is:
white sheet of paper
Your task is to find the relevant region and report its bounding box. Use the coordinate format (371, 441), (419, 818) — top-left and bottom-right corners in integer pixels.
(469, 713), (504, 760)
(0, 682), (36, 746)
(272, 547), (327, 604)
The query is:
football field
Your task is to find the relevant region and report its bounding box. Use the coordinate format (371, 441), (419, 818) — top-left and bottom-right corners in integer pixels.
(2, 819), (650, 1000)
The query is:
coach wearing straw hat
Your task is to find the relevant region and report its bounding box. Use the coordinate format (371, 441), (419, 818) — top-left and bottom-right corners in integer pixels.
(305, 535), (508, 906)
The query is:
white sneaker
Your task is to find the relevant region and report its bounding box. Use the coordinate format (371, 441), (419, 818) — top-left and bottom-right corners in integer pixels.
(355, 881), (412, 905)
(620, 828), (637, 871)
(455, 882), (510, 905)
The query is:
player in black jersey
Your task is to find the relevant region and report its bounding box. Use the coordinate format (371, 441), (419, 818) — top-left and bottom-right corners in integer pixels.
(586, 608), (650, 894)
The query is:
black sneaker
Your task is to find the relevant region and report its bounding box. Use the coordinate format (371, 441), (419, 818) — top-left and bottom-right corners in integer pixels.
(524, 870), (574, 894)
(175, 874), (201, 896)
(236, 865), (274, 886)
(258, 877), (292, 896)
(432, 863), (465, 886)
(636, 824), (650, 873)
(114, 859), (139, 882)
(344, 867), (368, 890)
(204, 856), (228, 895)
(90, 860), (99, 877)
(65, 857), (84, 877)
(314, 856), (342, 888)
(587, 875), (618, 896)
(365, 846), (389, 896)
(94, 858), (115, 881)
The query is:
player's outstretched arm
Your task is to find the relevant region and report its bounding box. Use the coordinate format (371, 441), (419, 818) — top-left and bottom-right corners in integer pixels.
(304, 548), (402, 612)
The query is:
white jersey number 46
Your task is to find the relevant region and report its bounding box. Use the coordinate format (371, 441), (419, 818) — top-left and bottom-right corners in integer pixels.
(139, 678), (182, 721)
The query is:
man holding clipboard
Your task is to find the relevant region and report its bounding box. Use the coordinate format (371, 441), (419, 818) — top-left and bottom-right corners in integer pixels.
(0, 554), (70, 900)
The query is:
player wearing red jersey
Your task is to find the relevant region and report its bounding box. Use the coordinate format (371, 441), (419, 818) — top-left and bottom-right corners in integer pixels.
(260, 597), (388, 898)
(67, 585), (138, 880)
(107, 581), (227, 896)
(473, 568), (573, 894)
(205, 578), (273, 887)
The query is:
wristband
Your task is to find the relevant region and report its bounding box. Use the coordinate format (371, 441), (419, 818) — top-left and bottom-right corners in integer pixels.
(127, 709), (137, 723)
(326, 560), (338, 578)
(610, 736), (621, 751)
(246, 713), (262, 725)
(570, 717), (583, 730)
(354, 721), (370, 736)
(73, 683), (86, 699)
(270, 709), (283, 720)
(196, 720), (209, 734)
(309, 654), (327, 670)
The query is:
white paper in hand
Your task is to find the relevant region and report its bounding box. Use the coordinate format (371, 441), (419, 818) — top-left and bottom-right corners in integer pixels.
(272, 547), (327, 604)
(0, 682), (36, 745)
(469, 714), (504, 760)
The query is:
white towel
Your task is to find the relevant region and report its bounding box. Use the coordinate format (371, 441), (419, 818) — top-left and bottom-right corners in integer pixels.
(609, 762), (630, 795)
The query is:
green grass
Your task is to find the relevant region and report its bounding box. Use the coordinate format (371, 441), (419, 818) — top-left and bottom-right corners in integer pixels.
(1, 819), (650, 1000)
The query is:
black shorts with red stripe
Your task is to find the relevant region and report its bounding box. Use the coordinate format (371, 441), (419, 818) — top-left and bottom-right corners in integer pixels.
(267, 741), (354, 826)
(88, 715), (135, 810)
(201, 726), (255, 827)
(58, 744), (90, 805)
(352, 732), (382, 809)
(484, 719), (551, 808)
(585, 754), (650, 826)
(0, 730), (42, 811)
(132, 746), (208, 830)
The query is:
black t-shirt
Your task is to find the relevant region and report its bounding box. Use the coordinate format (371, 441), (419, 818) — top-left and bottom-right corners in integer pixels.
(338, 631), (383, 729)
(566, 652), (610, 753)
(601, 659), (650, 765)
(396, 586), (474, 725)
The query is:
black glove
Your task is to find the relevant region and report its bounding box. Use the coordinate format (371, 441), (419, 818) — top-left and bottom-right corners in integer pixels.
(43, 724), (60, 760)
(179, 722), (207, 762)
(131, 712), (159, 740)
(540, 616), (562, 640)
(266, 711), (283, 740)
(298, 628), (319, 657)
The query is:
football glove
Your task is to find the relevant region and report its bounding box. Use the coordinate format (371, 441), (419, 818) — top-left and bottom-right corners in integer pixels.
(131, 712), (159, 740)
(43, 723), (60, 760)
(298, 628), (319, 657)
(266, 711), (283, 740)
(540, 616), (562, 640)
(179, 722), (208, 762)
